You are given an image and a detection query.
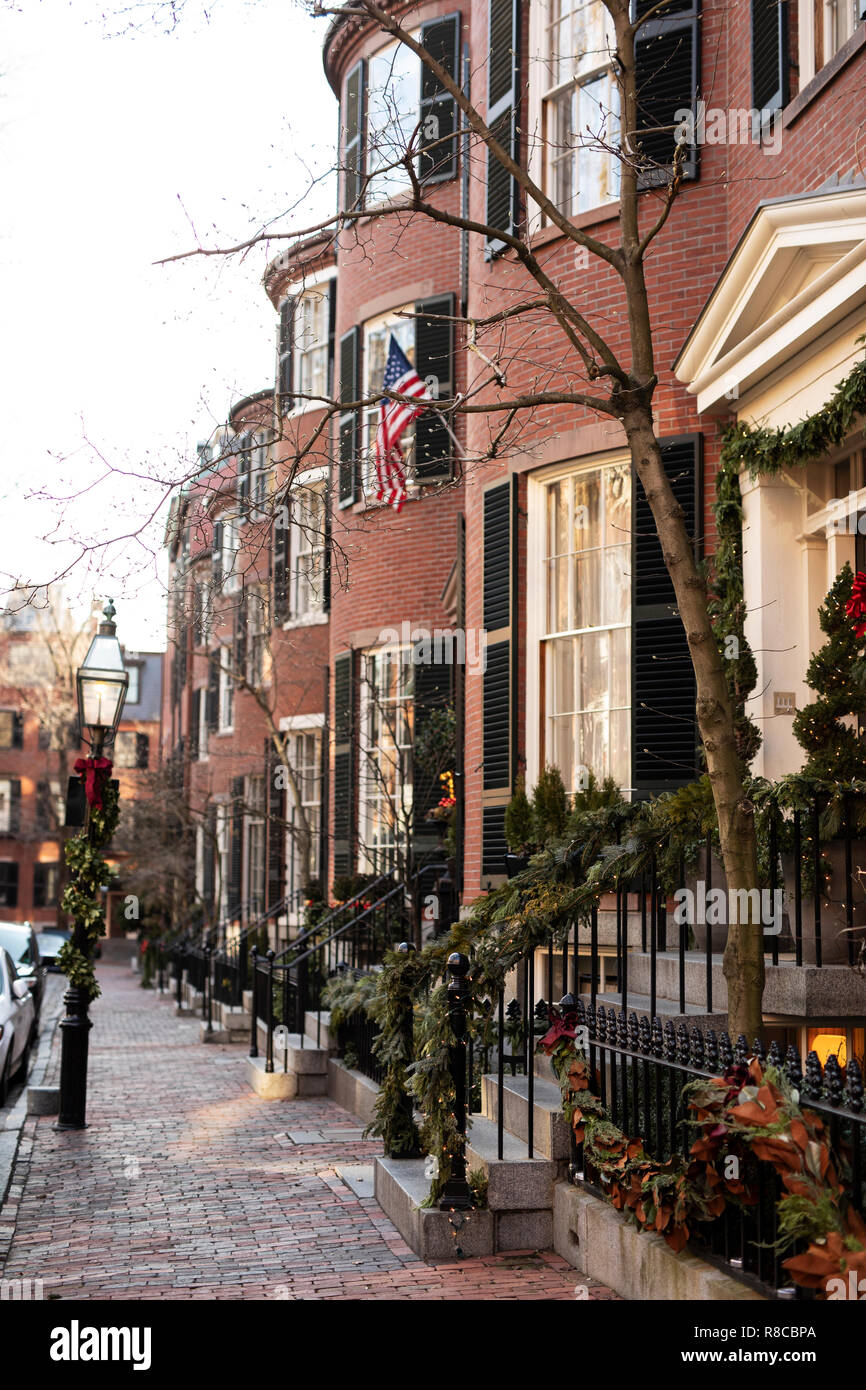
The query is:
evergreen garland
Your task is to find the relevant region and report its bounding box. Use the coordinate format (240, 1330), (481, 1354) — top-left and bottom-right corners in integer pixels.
(58, 779), (120, 1003)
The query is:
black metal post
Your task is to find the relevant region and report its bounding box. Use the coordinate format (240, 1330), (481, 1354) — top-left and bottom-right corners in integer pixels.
(438, 951), (473, 1211)
(265, 949), (275, 1073)
(249, 946), (259, 1057)
(204, 945), (213, 1034)
(392, 942), (419, 1157)
(175, 940), (185, 1009)
(57, 733), (105, 1132)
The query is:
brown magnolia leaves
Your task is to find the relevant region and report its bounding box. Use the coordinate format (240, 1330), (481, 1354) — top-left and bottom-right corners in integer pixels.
(552, 1042), (863, 1290)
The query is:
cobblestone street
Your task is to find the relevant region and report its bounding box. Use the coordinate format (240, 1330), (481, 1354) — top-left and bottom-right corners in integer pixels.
(0, 964), (619, 1301)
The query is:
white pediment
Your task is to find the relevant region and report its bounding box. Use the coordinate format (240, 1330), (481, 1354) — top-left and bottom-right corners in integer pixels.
(674, 187), (866, 413)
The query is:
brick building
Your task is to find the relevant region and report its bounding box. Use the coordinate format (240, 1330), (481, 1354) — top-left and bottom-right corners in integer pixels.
(0, 593), (162, 932)
(163, 0), (866, 1054)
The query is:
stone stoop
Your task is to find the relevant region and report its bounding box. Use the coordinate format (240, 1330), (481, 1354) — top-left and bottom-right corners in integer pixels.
(480, 1074), (571, 1161)
(216, 1003), (251, 1041)
(245, 1031), (328, 1099)
(374, 1157), (494, 1260)
(465, 1113), (563, 1252)
(303, 1010), (333, 1052)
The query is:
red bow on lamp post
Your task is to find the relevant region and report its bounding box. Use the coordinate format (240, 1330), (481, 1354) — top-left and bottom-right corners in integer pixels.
(846, 570), (866, 638)
(73, 756), (113, 810)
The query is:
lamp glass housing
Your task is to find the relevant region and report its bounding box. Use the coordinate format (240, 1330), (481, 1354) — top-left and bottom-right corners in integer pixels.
(76, 633), (129, 744)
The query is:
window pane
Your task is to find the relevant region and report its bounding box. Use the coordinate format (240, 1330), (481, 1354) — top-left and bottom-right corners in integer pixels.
(574, 551), (602, 628)
(573, 469), (601, 550)
(549, 557), (570, 632)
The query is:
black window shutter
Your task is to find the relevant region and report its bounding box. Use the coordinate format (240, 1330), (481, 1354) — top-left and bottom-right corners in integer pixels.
(482, 805), (508, 876)
(419, 13), (461, 183)
(12, 713), (23, 749)
(278, 298), (295, 408)
(234, 591), (247, 681)
(486, 0), (520, 252)
(202, 805), (216, 912)
(9, 779), (21, 835)
(229, 777), (244, 914)
(632, 435), (702, 796)
(323, 485), (332, 613)
(633, 0), (700, 187)
(332, 653), (355, 878)
(136, 733), (150, 770)
(481, 480), (513, 863)
(266, 737), (285, 911)
(751, 0), (788, 130)
(206, 650), (219, 732)
(414, 293), (454, 483)
(412, 650), (454, 834)
(0, 862), (19, 907)
(338, 326), (361, 505)
(327, 280), (337, 397)
(212, 520), (223, 590)
(344, 59), (366, 213)
(189, 691), (200, 762)
(273, 515), (290, 626)
(483, 481), (511, 631)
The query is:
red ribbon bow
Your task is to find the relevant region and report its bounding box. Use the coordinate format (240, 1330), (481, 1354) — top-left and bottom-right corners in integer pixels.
(74, 756), (113, 809)
(846, 570), (866, 638)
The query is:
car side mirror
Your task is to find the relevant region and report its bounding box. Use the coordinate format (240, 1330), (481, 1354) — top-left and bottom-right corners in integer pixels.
(12, 979), (30, 1000)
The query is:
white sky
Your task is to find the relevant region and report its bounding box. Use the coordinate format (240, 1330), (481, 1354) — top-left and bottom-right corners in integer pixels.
(0, 0), (337, 650)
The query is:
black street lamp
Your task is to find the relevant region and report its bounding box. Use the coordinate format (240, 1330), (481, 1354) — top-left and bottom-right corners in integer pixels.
(56, 600), (128, 1131)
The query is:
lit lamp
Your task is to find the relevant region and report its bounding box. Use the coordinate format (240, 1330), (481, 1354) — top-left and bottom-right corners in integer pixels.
(56, 599), (128, 1131)
(76, 600), (129, 754)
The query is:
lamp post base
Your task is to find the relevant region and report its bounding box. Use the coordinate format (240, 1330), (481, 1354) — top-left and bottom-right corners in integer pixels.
(56, 986), (93, 1131)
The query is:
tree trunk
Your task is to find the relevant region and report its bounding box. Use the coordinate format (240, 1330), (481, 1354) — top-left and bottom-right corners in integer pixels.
(623, 409), (765, 1040)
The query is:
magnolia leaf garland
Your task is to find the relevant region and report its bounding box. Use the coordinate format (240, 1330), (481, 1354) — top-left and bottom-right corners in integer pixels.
(547, 1034), (864, 1293)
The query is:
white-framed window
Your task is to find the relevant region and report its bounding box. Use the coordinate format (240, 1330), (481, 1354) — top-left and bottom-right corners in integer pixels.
(290, 480), (327, 619)
(529, 457), (631, 793)
(124, 664), (141, 705)
(221, 516), (240, 592)
(0, 779), (14, 835)
(366, 36), (421, 205)
(296, 288), (331, 406)
(218, 650), (234, 732)
(216, 805), (230, 921)
(195, 824), (205, 900)
(246, 588), (267, 686)
(359, 646), (414, 872)
(245, 775), (266, 919)
(529, 0), (621, 220)
(197, 688), (209, 761)
(285, 728), (322, 901)
(362, 308), (416, 496)
(798, 0), (863, 84)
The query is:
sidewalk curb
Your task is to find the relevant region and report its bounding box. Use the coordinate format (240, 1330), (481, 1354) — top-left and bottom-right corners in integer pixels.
(0, 977), (64, 1242)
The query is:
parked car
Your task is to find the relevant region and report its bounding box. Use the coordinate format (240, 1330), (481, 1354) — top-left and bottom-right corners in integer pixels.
(36, 928), (71, 972)
(0, 923), (45, 1021)
(0, 948), (36, 1105)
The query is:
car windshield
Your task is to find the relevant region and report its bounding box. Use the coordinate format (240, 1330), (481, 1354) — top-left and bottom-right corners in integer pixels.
(38, 933), (68, 951)
(0, 925), (32, 964)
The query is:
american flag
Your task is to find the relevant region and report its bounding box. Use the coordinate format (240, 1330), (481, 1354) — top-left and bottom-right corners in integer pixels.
(374, 335), (432, 513)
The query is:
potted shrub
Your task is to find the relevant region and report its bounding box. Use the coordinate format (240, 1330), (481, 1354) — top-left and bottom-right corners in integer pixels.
(504, 776), (533, 877)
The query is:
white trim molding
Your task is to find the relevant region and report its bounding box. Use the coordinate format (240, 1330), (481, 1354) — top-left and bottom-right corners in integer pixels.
(675, 187), (866, 415)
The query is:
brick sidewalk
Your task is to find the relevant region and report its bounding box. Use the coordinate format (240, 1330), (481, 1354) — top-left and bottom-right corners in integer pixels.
(0, 965), (620, 1301)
